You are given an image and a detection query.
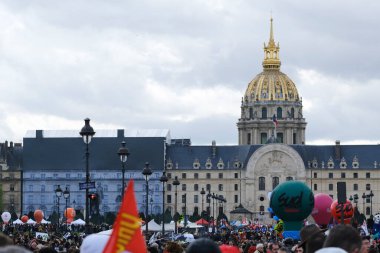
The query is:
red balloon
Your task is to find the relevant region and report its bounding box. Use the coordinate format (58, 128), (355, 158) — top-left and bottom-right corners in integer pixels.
(330, 200), (354, 224)
(64, 208), (76, 223)
(21, 215), (29, 223)
(34, 210), (44, 223)
(312, 193), (333, 226)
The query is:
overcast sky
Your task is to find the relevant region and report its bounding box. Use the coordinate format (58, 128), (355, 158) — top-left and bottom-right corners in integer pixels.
(1, 0), (380, 145)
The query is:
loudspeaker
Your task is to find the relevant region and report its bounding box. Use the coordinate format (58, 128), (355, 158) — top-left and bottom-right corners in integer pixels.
(337, 182), (346, 204)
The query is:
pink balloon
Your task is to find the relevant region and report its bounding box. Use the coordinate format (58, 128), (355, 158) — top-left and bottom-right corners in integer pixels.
(312, 193), (333, 226)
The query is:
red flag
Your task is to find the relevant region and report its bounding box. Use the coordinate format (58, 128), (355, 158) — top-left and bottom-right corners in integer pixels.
(103, 179), (147, 253)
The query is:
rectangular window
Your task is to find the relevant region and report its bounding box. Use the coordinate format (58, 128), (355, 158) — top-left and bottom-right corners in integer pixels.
(234, 173), (239, 179)
(206, 173), (211, 179)
(277, 133), (283, 143)
(314, 184), (318, 191)
(167, 173), (172, 179)
(329, 184), (333, 191)
(293, 133), (297, 144)
(194, 195), (199, 203)
(194, 184), (199, 191)
(366, 172), (371, 179)
(341, 173), (346, 178)
(206, 184), (211, 191)
(41, 185), (45, 192)
(313, 172), (317, 178)
(261, 133), (268, 144)
(194, 173), (198, 179)
(366, 184), (371, 190)
(167, 184), (172, 191)
(167, 195), (172, 204)
(234, 184), (238, 191)
(247, 133), (251, 145)
(182, 184), (186, 191)
(272, 177), (279, 190)
(218, 184), (223, 191)
(353, 173), (358, 179)
(353, 184), (358, 191)
(259, 177), (265, 191)
(182, 194), (187, 203)
(329, 173), (333, 179)
(218, 173), (223, 179)
(234, 195), (238, 203)
(182, 173), (186, 179)
(10, 184), (14, 191)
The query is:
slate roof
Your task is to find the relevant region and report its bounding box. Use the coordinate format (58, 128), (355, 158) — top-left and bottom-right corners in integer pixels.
(23, 129), (168, 171)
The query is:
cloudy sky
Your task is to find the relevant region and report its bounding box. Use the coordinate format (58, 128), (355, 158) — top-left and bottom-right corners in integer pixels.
(0, 0), (379, 145)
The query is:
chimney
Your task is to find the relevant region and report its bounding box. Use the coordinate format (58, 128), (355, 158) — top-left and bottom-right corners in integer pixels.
(117, 129), (124, 138)
(212, 140), (216, 158)
(36, 130), (43, 139)
(335, 140), (341, 160)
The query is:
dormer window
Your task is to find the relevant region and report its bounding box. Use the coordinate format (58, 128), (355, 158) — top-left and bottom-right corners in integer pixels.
(327, 157), (334, 169)
(339, 157), (347, 169)
(193, 159), (200, 170)
(205, 158), (212, 170)
(217, 158), (224, 170)
(352, 156), (359, 169)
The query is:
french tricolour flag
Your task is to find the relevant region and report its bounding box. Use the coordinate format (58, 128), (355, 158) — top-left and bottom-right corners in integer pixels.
(272, 114), (278, 127)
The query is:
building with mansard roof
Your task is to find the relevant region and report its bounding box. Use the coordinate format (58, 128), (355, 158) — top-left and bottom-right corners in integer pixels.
(3, 19), (380, 223)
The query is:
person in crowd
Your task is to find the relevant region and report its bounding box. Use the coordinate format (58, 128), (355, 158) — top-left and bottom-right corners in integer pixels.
(255, 243), (265, 253)
(186, 238), (222, 253)
(299, 224), (326, 253)
(360, 236), (371, 253)
(316, 224), (361, 253)
(268, 242), (280, 253)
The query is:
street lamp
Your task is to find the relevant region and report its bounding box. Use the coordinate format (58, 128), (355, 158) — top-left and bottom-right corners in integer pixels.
(200, 188), (205, 226)
(362, 192), (366, 215)
(55, 185), (62, 226)
(79, 118), (95, 232)
(142, 162), (152, 235)
(118, 141), (130, 199)
(63, 187), (70, 228)
(159, 171), (168, 235)
(369, 190), (374, 216)
(173, 176), (180, 234)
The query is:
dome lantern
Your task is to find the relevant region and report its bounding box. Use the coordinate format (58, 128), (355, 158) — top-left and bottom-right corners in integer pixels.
(263, 18), (281, 70)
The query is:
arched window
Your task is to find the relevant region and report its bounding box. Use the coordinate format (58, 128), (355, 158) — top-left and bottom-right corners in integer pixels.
(259, 177), (265, 191)
(286, 177), (293, 181)
(272, 177), (279, 190)
(291, 108), (295, 118)
(277, 107), (282, 119)
(249, 108), (253, 119)
(262, 107), (267, 119)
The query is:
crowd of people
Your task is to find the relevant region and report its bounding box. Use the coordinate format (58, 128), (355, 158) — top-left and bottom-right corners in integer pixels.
(0, 222), (378, 253)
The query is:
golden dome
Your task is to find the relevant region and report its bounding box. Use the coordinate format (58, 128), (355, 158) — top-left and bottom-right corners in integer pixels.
(244, 19), (300, 102)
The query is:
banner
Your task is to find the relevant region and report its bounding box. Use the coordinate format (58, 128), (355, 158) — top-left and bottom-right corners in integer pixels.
(103, 180), (146, 253)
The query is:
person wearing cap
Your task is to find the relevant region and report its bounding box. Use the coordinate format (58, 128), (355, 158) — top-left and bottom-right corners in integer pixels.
(299, 224), (326, 253)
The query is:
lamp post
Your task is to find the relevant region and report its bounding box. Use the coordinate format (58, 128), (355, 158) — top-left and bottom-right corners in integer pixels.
(184, 193), (187, 228)
(142, 162), (152, 236)
(173, 176), (180, 234)
(63, 187), (70, 229)
(212, 193), (216, 233)
(55, 185), (62, 226)
(362, 192), (366, 215)
(369, 190), (374, 216)
(200, 188), (205, 225)
(79, 118), (95, 233)
(117, 141), (130, 199)
(207, 189), (211, 225)
(159, 171), (168, 235)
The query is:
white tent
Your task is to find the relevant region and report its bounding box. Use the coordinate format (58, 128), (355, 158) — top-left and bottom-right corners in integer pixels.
(163, 223), (175, 231)
(186, 222), (204, 228)
(27, 219), (36, 224)
(41, 219), (51, 224)
(71, 218), (86, 225)
(13, 219), (24, 224)
(141, 220), (162, 231)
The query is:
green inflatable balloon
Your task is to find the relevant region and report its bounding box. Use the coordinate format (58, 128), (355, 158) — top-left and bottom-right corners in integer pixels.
(270, 181), (314, 230)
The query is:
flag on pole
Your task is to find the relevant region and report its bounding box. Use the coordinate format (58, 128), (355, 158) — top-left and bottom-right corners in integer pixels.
(272, 114), (278, 127)
(102, 179), (146, 253)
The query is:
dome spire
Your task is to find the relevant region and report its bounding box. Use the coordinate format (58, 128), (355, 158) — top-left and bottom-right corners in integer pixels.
(269, 17), (275, 46)
(263, 18), (281, 70)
